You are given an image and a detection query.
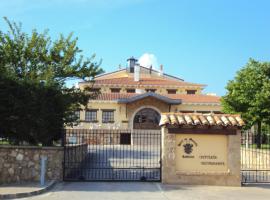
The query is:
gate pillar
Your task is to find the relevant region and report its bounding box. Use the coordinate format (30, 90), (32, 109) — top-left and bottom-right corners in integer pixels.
(160, 113), (244, 186)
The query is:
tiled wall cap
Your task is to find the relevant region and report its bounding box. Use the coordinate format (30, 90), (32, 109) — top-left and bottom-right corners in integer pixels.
(159, 113), (245, 127)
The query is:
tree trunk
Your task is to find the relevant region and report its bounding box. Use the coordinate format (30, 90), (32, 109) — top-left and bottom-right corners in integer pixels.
(257, 121), (262, 149)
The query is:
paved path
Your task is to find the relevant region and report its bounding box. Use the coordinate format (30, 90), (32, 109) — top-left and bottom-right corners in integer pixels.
(0, 181), (51, 195)
(65, 145), (161, 181)
(18, 182), (270, 200)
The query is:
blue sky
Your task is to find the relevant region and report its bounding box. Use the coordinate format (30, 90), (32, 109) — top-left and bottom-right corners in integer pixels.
(1, 0), (270, 96)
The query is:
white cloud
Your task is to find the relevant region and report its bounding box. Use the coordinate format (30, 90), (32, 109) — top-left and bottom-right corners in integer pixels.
(138, 53), (158, 69)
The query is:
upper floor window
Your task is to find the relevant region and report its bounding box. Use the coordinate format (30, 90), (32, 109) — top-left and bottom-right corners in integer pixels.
(179, 110), (194, 113)
(126, 88), (135, 93)
(111, 88), (121, 93)
(102, 110), (115, 123)
(145, 89), (156, 93)
(213, 111), (223, 114)
(186, 90), (197, 95)
(167, 89), (177, 94)
(89, 88), (101, 93)
(196, 111), (211, 114)
(85, 110), (98, 122)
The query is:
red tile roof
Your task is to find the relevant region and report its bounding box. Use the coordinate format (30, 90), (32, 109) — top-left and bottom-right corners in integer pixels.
(92, 93), (220, 104)
(83, 77), (205, 87)
(93, 93), (136, 101)
(166, 94), (220, 103)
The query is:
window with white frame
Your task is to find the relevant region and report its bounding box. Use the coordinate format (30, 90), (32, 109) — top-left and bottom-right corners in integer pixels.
(85, 110), (98, 122)
(102, 110), (114, 123)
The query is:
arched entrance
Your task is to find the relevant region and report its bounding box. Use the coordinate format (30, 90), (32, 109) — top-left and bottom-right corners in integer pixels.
(133, 108), (161, 130)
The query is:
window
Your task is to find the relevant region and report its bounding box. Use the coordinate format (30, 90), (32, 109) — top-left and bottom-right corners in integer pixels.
(145, 89), (156, 93)
(167, 89), (177, 94)
(133, 108), (161, 130)
(102, 110), (114, 123)
(186, 90), (197, 95)
(74, 111), (80, 120)
(89, 88), (101, 93)
(85, 110), (98, 122)
(213, 111), (223, 114)
(126, 88), (135, 93)
(111, 88), (121, 93)
(179, 110), (194, 113)
(120, 133), (131, 145)
(196, 111), (211, 114)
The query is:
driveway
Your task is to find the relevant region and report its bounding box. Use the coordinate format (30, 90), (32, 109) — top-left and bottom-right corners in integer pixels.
(65, 145), (161, 181)
(20, 182), (270, 200)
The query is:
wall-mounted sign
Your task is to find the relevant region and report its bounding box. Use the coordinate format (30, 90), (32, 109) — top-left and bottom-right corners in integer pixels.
(178, 138), (198, 157)
(175, 134), (228, 173)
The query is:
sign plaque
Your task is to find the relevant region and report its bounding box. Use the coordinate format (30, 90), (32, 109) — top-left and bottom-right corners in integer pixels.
(175, 134), (228, 173)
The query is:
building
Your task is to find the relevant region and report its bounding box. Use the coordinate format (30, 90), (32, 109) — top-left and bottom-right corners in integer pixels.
(75, 57), (221, 130)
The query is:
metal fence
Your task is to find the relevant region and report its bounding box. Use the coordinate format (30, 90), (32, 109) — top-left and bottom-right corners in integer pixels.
(241, 126), (270, 183)
(63, 129), (161, 182)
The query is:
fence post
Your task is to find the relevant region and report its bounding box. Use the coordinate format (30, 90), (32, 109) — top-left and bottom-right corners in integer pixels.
(245, 130), (249, 149)
(40, 156), (47, 186)
(62, 129), (66, 181)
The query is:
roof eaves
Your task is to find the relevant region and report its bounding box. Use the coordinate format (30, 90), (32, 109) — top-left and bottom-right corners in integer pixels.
(94, 68), (126, 78)
(117, 92), (182, 105)
(139, 65), (184, 81)
(182, 102), (221, 105)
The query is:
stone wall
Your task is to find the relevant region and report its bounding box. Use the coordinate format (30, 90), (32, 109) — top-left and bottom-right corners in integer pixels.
(0, 146), (63, 184)
(161, 127), (241, 186)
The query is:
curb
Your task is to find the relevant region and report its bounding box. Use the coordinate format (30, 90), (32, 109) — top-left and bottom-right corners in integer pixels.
(0, 181), (57, 200)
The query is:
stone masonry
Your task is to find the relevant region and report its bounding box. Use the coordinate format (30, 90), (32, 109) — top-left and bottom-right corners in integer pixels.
(0, 146), (63, 184)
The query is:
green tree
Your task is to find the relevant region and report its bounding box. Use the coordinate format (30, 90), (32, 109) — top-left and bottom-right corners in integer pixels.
(0, 18), (103, 145)
(222, 59), (270, 148)
(0, 17), (103, 83)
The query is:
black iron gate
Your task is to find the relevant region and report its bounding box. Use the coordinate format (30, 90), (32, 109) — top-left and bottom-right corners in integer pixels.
(63, 129), (161, 181)
(241, 129), (270, 183)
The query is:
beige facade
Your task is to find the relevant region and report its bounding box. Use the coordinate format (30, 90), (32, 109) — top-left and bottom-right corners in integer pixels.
(74, 57), (222, 130)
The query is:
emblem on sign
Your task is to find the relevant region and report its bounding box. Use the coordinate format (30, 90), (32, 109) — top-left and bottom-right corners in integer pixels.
(178, 138), (198, 154)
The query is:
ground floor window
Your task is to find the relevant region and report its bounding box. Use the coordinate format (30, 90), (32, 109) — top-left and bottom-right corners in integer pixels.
(85, 109), (98, 122)
(120, 133), (131, 145)
(102, 110), (114, 123)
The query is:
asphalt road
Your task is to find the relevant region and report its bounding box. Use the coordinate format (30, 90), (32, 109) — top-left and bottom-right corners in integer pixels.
(19, 182), (270, 200)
